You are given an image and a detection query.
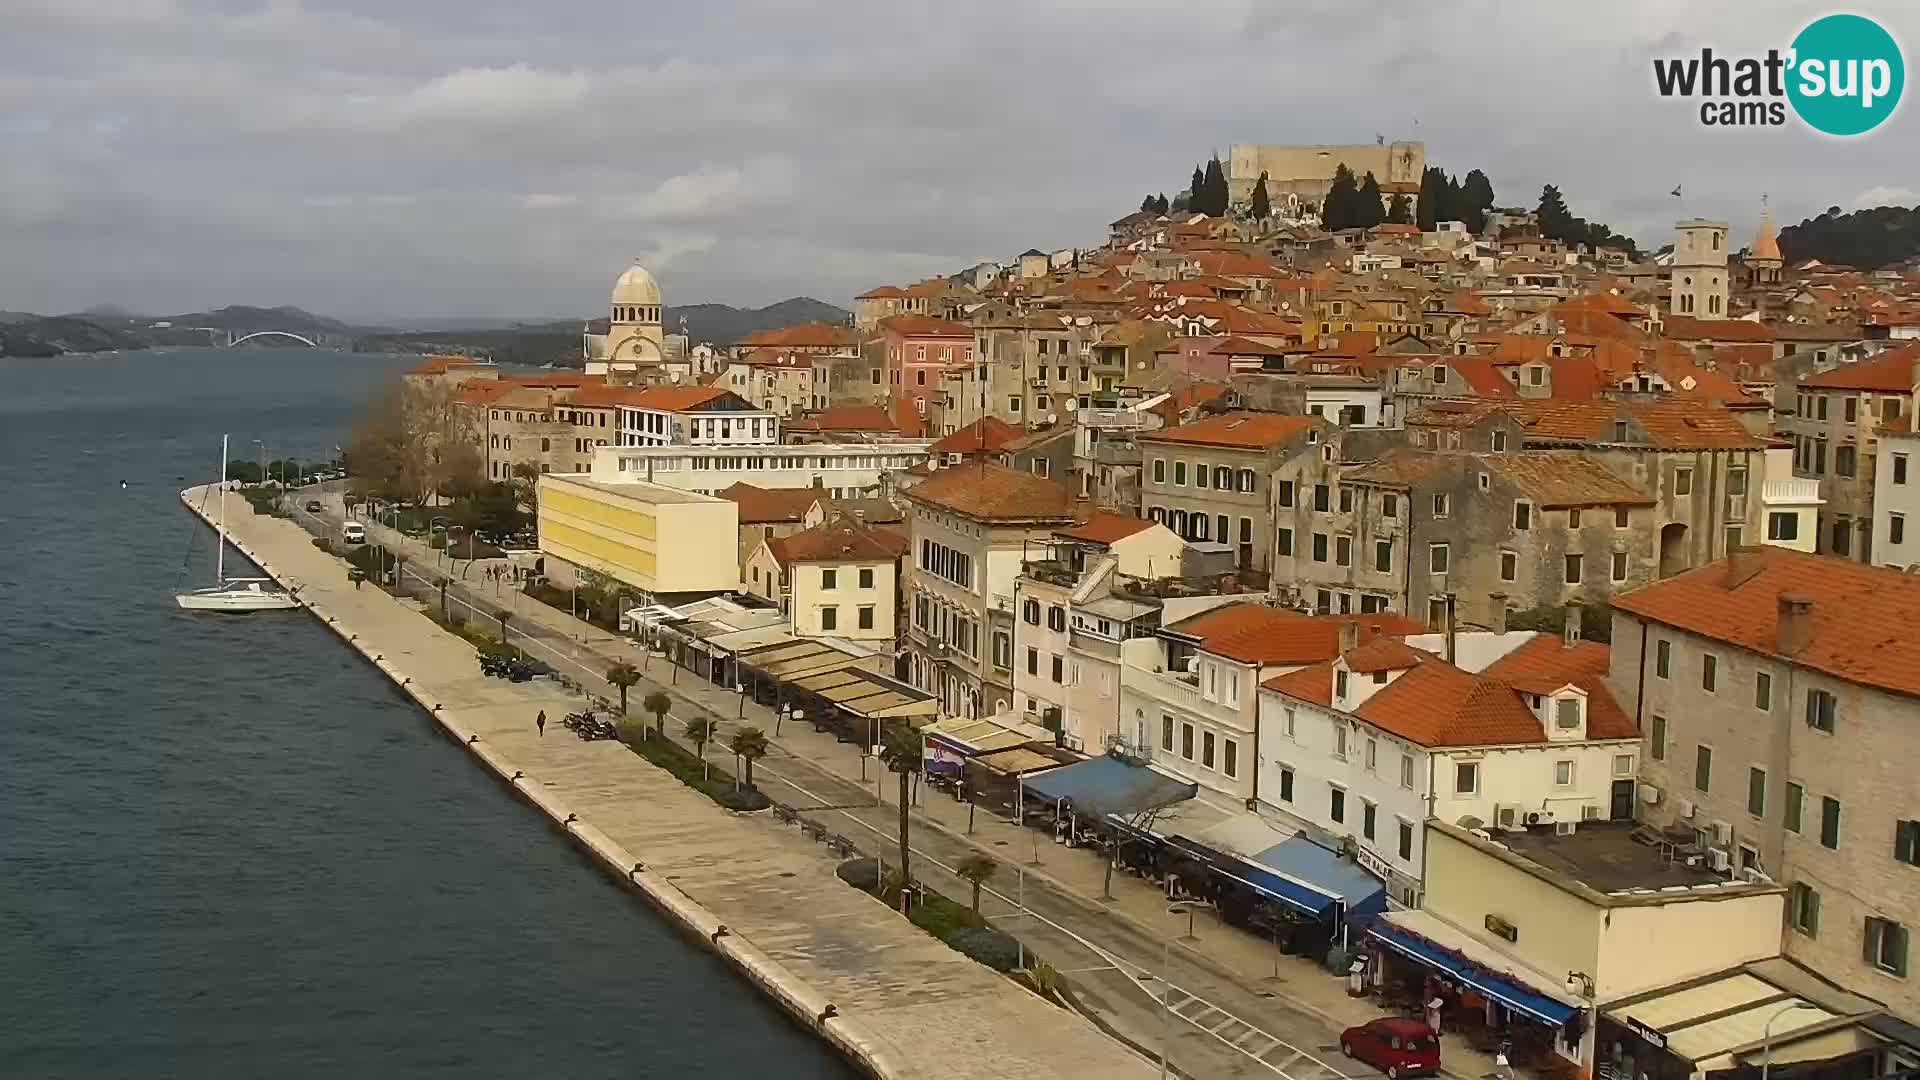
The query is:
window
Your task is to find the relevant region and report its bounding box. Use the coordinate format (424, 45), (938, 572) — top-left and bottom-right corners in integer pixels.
(1614, 753), (1635, 777)
(1651, 714), (1667, 760)
(1023, 598), (1040, 625)
(1432, 493), (1450, 518)
(1845, 397), (1859, 422)
(1821, 796), (1841, 849)
(1676, 467), (1693, 496)
(1492, 429), (1509, 452)
(1336, 535), (1352, 567)
(1047, 606), (1066, 632)
(1237, 469), (1256, 493)
(1755, 671), (1772, 710)
(820, 606), (838, 631)
(1365, 738), (1378, 772)
(1333, 716), (1349, 755)
(1894, 514), (1908, 546)
(1695, 745), (1713, 793)
(1153, 459), (1166, 483)
(1701, 653), (1718, 692)
(1768, 512), (1799, 541)
(1282, 707), (1297, 740)
(1181, 723), (1194, 759)
(1568, 508), (1583, 529)
(1400, 752), (1416, 789)
(1785, 782), (1804, 832)
(821, 568), (837, 590)
(1339, 487), (1355, 513)
(1896, 454), (1909, 485)
(1276, 527), (1294, 556)
(1223, 740), (1238, 779)
(1806, 689), (1837, 733)
(1398, 820), (1414, 861)
(1564, 554), (1583, 584)
(1430, 543), (1450, 574)
(1747, 767), (1767, 817)
(1554, 760), (1575, 787)
(1161, 714), (1174, 751)
(1455, 762), (1479, 795)
(1837, 445), (1857, 478)
(1375, 541), (1392, 573)
(1655, 639), (1672, 678)
(1195, 466), (1208, 490)
(1865, 917), (1909, 977)
(1201, 731), (1216, 768)
(1513, 502), (1532, 530)
(1362, 801), (1377, 841)
(1214, 466), (1232, 490)
(1173, 461), (1186, 485)
(1276, 479), (1295, 507)
(1329, 786), (1346, 823)
(1611, 550), (1628, 582)
(857, 605), (875, 630)
(1026, 647), (1038, 676)
(1313, 484), (1330, 512)
(1050, 654), (1063, 684)
(1382, 493), (1398, 518)
(1790, 882), (1821, 936)
(1500, 550), (1517, 582)
(1897, 820), (1920, 866)
(1554, 698), (1581, 730)
(1313, 532), (1328, 563)
(1615, 508), (1630, 528)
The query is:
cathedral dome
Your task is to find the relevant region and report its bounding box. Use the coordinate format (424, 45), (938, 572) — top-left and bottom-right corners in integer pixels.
(611, 261), (662, 308)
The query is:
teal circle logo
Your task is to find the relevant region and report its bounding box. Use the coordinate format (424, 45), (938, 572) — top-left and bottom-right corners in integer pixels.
(1787, 14), (1904, 135)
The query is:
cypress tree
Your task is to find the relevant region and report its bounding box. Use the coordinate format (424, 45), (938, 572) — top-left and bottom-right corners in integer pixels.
(1141, 194), (1157, 212)
(1202, 156), (1229, 216)
(1322, 165), (1359, 230)
(1356, 172), (1385, 228)
(1189, 166), (1205, 212)
(1250, 172), (1271, 220)
(1416, 166), (1442, 231)
(1153, 193), (1169, 215)
(1386, 194), (1412, 225)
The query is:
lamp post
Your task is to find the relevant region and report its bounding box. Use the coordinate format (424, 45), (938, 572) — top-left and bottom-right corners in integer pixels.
(1760, 1002), (1821, 1080)
(1158, 900), (1207, 1080)
(252, 439), (267, 486)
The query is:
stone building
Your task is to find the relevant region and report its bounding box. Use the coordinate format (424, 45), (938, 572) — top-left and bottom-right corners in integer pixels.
(1669, 219), (1730, 319)
(1610, 549), (1920, 1023)
(1138, 411), (1330, 572)
(1784, 346), (1919, 561)
(1226, 142), (1425, 208)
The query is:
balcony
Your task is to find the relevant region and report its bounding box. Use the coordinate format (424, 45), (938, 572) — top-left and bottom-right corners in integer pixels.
(1122, 663), (1208, 713)
(1762, 478), (1824, 507)
(1081, 408), (1147, 430)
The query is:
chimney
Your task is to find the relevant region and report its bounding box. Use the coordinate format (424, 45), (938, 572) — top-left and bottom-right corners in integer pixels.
(1488, 593), (1509, 634)
(1726, 545), (1765, 590)
(1777, 593), (1815, 655)
(1338, 620), (1361, 655)
(1443, 593), (1458, 664)
(1563, 602), (1583, 647)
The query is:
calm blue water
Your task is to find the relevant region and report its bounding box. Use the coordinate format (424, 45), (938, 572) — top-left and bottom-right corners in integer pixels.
(0, 348), (855, 1079)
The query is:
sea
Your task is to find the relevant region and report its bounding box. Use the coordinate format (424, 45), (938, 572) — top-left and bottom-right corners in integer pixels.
(0, 347), (857, 1079)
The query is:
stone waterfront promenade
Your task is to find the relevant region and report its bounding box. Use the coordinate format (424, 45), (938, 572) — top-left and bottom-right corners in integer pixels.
(182, 486), (1156, 1080)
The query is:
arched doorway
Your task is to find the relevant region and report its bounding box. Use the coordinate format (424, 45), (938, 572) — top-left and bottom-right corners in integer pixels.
(1659, 522), (1690, 578)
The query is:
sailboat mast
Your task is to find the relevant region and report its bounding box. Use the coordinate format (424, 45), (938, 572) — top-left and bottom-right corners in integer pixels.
(217, 433), (228, 585)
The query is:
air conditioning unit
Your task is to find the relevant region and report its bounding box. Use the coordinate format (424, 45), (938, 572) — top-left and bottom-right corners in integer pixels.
(1495, 804), (1523, 830)
(1676, 798), (1696, 820)
(1640, 784), (1663, 805)
(1526, 809), (1558, 827)
(1707, 847), (1733, 873)
(1555, 821), (1579, 837)
(1741, 867), (1772, 884)
(1711, 820), (1734, 846)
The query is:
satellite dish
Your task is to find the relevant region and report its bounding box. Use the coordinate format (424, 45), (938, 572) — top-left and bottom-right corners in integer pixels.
(1064, 399), (1078, 412)
(1045, 412), (1058, 425)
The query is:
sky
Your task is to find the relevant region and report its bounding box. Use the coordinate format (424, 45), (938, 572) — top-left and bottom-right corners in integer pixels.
(1, 1), (1914, 324)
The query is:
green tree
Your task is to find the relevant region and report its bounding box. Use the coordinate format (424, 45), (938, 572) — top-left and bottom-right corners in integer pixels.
(1537, 183), (1575, 240)
(1202, 155), (1229, 216)
(1416, 166), (1443, 231)
(684, 716), (717, 781)
(955, 854), (999, 913)
(878, 725), (923, 911)
(1140, 193), (1156, 212)
(607, 662), (641, 716)
(1322, 164), (1360, 230)
(509, 462), (541, 512)
(1386, 194), (1412, 225)
(1188, 165), (1205, 211)
(1462, 168), (1496, 215)
(1152, 193), (1169, 215)
(495, 608), (512, 648)
(730, 726), (769, 789)
(642, 688), (672, 738)
(1355, 172), (1385, 228)
(1249, 171), (1271, 220)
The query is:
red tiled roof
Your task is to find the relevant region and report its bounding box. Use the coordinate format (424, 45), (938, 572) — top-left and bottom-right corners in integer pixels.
(1342, 637), (1429, 673)
(1480, 634), (1636, 739)
(1661, 315), (1775, 343)
(409, 354), (488, 375)
(717, 483), (821, 524)
(1611, 547), (1920, 699)
(802, 404), (913, 434)
(1798, 344), (1920, 392)
(771, 520), (909, 564)
(1500, 401), (1768, 450)
(902, 462), (1078, 522)
(617, 385), (736, 412)
(1141, 411), (1321, 450)
(929, 416), (1023, 455)
(857, 285), (911, 299)
(1167, 605), (1424, 666)
(1055, 512), (1156, 545)
(879, 315), (974, 339)
(738, 322), (860, 349)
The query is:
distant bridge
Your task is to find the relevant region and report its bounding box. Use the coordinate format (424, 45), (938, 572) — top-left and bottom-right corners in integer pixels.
(225, 330), (322, 348)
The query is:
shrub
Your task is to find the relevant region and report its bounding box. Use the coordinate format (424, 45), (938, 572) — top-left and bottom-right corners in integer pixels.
(617, 717), (650, 745)
(836, 858), (882, 892)
(947, 927), (1023, 972)
(714, 787), (771, 812)
(910, 891), (986, 941)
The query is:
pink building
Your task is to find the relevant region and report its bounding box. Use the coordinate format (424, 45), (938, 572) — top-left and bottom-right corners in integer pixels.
(879, 315), (975, 418)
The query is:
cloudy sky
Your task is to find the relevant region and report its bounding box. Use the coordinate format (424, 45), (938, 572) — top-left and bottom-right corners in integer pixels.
(2, 1), (1913, 323)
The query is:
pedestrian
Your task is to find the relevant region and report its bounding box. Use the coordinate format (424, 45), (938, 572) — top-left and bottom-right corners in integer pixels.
(536, 709), (546, 737)
(1425, 994), (1444, 1037)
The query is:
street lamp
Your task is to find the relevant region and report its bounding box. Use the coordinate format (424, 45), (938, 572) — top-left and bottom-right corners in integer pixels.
(252, 439), (267, 486)
(1760, 1002), (1821, 1080)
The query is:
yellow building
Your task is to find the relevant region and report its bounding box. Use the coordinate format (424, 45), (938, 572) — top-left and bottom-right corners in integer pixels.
(536, 474), (739, 597)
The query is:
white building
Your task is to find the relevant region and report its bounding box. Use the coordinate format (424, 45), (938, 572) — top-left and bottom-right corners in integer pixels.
(1760, 445), (1824, 553)
(592, 441), (933, 499)
(612, 386), (780, 448)
(1259, 625), (1641, 906)
(1874, 423), (1920, 568)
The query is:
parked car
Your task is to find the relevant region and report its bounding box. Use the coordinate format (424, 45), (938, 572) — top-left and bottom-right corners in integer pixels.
(304, 499), (325, 513)
(1341, 1017), (1439, 1079)
(341, 522), (367, 545)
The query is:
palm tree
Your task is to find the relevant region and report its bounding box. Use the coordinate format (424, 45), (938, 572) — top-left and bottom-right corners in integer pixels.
(878, 725), (923, 910)
(606, 662), (641, 716)
(730, 726), (769, 790)
(495, 608), (512, 649)
(955, 854), (998, 914)
(343, 493), (362, 518)
(684, 717), (717, 781)
(642, 689), (672, 739)
(510, 462), (541, 510)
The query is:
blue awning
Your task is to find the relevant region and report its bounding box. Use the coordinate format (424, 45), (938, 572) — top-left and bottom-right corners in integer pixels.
(1367, 920), (1580, 1028)
(1020, 757), (1198, 817)
(1251, 836), (1388, 922)
(1163, 835), (1339, 919)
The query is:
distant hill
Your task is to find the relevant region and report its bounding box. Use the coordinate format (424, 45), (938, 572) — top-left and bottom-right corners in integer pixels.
(1779, 204), (1920, 269)
(154, 305), (357, 335)
(665, 298), (851, 345)
(0, 315), (149, 357)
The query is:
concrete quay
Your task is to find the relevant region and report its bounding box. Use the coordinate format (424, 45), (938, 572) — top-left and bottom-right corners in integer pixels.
(180, 486), (1157, 1080)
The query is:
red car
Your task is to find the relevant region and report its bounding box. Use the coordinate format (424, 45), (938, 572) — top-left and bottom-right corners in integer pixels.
(1341, 1017), (1441, 1079)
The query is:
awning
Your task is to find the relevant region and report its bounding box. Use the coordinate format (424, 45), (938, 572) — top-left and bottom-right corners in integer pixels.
(1600, 959), (1881, 1066)
(1369, 914), (1582, 1027)
(1251, 836), (1388, 922)
(972, 746), (1065, 777)
(1020, 757), (1197, 817)
(1162, 835), (1339, 919)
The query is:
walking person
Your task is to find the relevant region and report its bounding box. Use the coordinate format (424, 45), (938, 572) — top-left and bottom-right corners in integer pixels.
(536, 709), (546, 738)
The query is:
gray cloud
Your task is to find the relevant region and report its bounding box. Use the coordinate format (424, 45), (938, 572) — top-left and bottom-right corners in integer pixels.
(0, 0), (1913, 322)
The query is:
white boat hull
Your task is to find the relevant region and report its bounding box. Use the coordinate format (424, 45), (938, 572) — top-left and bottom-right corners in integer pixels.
(174, 582), (300, 612)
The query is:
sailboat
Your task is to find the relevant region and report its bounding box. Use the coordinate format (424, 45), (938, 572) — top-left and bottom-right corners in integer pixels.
(175, 434), (300, 612)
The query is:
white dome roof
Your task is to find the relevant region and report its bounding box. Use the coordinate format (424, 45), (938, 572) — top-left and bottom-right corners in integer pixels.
(611, 262), (661, 306)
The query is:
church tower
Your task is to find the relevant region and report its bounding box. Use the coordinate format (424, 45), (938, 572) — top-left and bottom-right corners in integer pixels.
(1747, 202), (1783, 287)
(1671, 219), (1729, 319)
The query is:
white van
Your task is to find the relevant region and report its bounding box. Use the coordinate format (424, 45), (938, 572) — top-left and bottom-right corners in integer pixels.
(341, 522), (367, 545)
